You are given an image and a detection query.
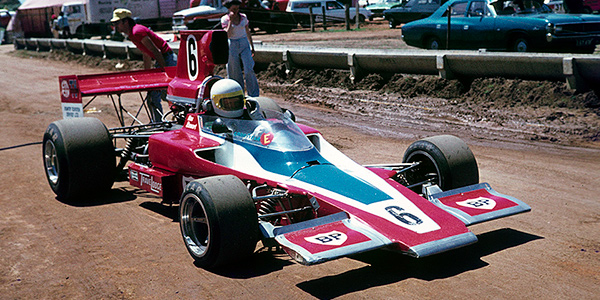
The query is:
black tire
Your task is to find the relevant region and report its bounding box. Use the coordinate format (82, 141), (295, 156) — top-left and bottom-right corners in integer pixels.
(402, 135), (479, 192)
(511, 35), (529, 52)
(179, 175), (259, 269)
(426, 36), (441, 50)
(388, 17), (397, 29)
(42, 117), (115, 201)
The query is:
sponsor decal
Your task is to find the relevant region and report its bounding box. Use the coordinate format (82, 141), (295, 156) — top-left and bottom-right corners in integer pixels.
(140, 173), (162, 193)
(61, 103), (84, 119)
(185, 114), (198, 130)
(457, 197), (496, 210)
(305, 231), (347, 246)
(261, 132), (274, 145)
(61, 80), (70, 98)
(130, 170), (139, 182)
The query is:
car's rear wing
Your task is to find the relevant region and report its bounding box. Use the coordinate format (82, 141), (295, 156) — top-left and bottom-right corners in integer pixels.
(57, 29), (229, 122)
(58, 67), (176, 119)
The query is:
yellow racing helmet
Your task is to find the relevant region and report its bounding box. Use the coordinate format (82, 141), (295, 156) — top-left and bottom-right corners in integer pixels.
(210, 79), (246, 118)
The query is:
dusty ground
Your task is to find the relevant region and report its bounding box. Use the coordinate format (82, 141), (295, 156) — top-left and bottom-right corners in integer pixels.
(1, 23), (599, 299)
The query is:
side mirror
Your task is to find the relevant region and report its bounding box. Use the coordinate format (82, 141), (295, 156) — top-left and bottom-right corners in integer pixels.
(212, 118), (232, 134)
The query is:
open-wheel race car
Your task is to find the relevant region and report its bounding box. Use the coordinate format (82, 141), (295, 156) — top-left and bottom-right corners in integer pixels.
(43, 30), (530, 268)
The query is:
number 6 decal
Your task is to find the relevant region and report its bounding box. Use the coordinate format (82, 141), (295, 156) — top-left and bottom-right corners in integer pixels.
(187, 34), (198, 81)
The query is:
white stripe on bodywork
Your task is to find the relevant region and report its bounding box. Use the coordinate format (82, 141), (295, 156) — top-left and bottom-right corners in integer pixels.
(199, 130), (440, 234)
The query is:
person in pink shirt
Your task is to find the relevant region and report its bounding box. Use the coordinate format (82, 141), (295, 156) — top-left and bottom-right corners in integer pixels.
(111, 8), (177, 122)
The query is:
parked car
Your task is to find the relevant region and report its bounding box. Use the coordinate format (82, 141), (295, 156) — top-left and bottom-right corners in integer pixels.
(582, 0), (600, 13)
(366, 0), (404, 18)
(401, 0), (600, 53)
(286, 0), (373, 23)
(384, 0), (444, 28)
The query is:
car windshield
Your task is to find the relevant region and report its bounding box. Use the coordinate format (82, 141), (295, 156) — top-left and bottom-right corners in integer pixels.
(200, 112), (315, 152)
(491, 0), (552, 14)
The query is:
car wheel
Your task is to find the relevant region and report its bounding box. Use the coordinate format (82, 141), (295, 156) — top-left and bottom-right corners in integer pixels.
(426, 37), (441, 50)
(179, 175), (259, 269)
(388, 17), (396, 29)
(511, 36), (529, 52)
(402, 135), (479, 193)
(358, 15), (366, 23)
(43, 117), (115, 202)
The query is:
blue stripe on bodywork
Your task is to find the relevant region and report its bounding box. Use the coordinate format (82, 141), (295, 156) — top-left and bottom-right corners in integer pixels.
(241, 143), (392, 204)
(291, 164), (391, 204)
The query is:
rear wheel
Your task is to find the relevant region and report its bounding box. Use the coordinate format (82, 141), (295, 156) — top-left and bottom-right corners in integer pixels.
(402, 135), (479, 193)
(179, 175), (259, 269)
(42, 117), (115, 202)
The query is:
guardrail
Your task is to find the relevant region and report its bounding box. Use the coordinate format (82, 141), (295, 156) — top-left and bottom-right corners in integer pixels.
(15, 37), (599, 92)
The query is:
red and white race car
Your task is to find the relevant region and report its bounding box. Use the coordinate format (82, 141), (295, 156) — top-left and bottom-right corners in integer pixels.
(43, 30), (530, 268)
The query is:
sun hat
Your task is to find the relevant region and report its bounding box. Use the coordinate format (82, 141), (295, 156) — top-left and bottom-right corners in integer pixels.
(111, 8), (132, 23)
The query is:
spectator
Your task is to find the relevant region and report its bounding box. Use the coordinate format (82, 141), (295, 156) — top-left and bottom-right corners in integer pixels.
(221, 0), (260, 97)
(111, 8), (178, 122)
(57, 12), (71, 39)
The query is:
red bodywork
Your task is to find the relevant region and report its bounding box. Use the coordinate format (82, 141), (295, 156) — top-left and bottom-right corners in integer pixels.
(56, 29), (530, 265)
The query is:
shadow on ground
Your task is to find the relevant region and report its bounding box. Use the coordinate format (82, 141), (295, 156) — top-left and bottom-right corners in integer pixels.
(297, 228), (542, 299)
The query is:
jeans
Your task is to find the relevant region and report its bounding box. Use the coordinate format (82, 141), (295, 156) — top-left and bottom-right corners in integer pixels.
(148, 52), (177, 122)
(227, 37), (260, 97)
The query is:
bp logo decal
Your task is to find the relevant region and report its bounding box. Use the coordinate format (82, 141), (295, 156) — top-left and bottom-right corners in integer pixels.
(457, 197), (496, 210)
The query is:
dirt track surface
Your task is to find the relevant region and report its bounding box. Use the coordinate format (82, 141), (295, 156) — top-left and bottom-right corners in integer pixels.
(1, 26), (599, 299)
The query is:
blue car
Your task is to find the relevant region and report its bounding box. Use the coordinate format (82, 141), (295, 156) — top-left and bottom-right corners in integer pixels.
(401, 0), (600, 53)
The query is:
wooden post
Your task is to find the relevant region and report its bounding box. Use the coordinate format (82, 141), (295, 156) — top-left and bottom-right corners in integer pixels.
(322, 6), (327, 30)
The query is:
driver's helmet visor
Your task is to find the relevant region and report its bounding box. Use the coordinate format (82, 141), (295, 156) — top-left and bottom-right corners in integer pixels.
(213, 91), (245, 111)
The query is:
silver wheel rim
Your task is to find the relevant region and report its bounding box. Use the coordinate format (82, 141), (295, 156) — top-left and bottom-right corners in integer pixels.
(516, 40), (527, 52)
(44, 140), (59, 185)
(180, 194), (210, 258)
(430, 40), (439, 50)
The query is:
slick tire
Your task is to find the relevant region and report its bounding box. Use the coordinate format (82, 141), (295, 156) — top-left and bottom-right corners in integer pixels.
(403, 135), (479, 192)
(42, 117), (115, 202)
(179, 175), (259, 269)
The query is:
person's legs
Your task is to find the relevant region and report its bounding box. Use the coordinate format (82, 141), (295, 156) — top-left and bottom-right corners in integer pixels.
(147, 53), (177, 123)
(226, 39), (245, 92)
(239, 41), (259, 97)
(147, 91), (163, 122)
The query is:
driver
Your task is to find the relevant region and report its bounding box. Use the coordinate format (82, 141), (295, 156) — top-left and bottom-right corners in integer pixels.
(210, 78), (246, 118)
(204, 78), (264, 120)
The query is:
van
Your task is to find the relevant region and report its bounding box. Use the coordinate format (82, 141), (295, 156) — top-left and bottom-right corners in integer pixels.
(286, 0), (373, 23)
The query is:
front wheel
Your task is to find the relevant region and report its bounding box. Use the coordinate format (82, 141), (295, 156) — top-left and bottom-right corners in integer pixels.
(511, 36), (529, 52)
(402, 135), (479, 193)
(179, 175), (259, 269)
(42, 117), (115, 201)
(388, 17), (397, 29)
(426, 36), (441, 50)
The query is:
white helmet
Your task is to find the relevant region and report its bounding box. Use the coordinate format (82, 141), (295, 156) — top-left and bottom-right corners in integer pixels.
(210, 79), (246, 118)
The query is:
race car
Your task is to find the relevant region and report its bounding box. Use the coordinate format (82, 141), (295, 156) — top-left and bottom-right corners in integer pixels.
(42, 30), (530, 268)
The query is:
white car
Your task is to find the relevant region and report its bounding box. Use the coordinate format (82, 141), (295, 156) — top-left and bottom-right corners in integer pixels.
(286, 0), (373, 23)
